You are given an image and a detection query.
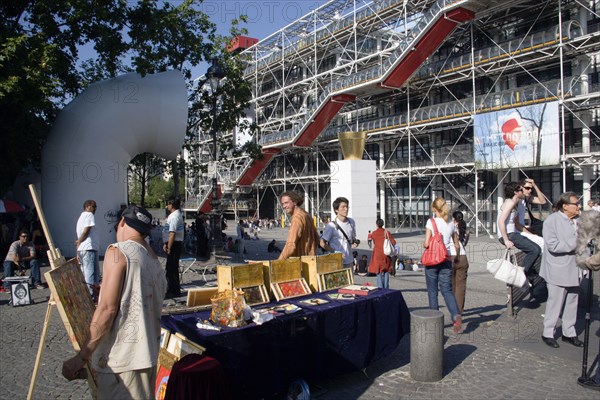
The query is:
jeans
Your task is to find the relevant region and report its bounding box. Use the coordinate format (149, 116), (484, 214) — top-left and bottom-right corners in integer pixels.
(424, 260), (460, 321)
(3, 259), (41, 290)
(377, 272), (389, 289)
(78, 250), (100, 295)
(502, 232), (541, 274)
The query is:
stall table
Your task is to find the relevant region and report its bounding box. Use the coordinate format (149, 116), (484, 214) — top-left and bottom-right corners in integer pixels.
(161, 289), (410, 398)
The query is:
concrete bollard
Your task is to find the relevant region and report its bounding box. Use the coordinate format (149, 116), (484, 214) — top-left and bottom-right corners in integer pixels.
(410, 309), (444, 382)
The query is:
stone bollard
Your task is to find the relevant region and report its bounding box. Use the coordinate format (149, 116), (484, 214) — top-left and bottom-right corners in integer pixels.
(410, 309), (444, 382)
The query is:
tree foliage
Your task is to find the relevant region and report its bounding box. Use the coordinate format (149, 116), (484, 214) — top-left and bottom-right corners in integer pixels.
(1, 0), (261, 201)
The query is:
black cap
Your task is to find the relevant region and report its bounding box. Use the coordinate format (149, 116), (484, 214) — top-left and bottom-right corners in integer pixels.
(121, 205), (153, 236)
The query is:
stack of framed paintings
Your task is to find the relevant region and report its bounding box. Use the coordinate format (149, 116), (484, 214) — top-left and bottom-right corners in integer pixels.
(217, 263), (269, 306)
(156, 330), (206, 400)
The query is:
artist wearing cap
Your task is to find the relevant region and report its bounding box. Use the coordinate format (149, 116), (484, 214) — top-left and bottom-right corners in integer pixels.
(62, 205), (166, 399)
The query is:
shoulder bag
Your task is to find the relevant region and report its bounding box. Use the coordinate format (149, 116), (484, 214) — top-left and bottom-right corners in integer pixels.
(486, 249), (527, 287)
(421, 218), (448, 266)
(383, 230), (394, 256)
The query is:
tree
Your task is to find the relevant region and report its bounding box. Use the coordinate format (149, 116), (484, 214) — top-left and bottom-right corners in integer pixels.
(128, 152), (165, 207)
(1, 0), (127, 194)
(1, 1), (261, 201)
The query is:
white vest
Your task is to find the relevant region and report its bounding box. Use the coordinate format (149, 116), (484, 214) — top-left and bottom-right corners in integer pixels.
(93, 240), (166, 373)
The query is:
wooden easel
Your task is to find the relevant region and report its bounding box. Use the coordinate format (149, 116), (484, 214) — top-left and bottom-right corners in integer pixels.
(26, 184), (97, 399)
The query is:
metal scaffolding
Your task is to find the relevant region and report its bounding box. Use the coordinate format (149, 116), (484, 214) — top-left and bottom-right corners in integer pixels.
(188, 0), (600, 238)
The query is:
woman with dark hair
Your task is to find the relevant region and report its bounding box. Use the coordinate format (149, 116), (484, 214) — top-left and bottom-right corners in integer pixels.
(368, 219), (395, 289)
(451, 211), (470, 314)
(497, 181), (541, 276)
(423, 198), (462, 333)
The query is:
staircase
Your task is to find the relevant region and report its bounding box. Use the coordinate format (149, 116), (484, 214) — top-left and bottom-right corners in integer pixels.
(197, 0), (476, 211)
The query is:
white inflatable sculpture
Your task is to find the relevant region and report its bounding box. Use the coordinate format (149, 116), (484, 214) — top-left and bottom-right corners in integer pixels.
(42, 70), (188, 257)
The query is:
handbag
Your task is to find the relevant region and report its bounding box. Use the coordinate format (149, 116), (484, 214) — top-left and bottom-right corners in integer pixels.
(486, 249), (527, 287)
(383, 230), (394, 256)
(421, 218), (448, 266)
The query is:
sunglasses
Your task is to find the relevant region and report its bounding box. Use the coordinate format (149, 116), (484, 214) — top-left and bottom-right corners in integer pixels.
(523, 187), (532, 190)
(20, 235), (28, 238)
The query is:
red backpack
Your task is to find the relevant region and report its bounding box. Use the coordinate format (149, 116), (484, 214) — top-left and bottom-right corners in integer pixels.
(421, 218), (448, 266)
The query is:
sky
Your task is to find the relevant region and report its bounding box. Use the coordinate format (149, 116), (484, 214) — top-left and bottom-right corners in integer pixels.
(192, 0), (328, 78)
(75, 1), (330, 79)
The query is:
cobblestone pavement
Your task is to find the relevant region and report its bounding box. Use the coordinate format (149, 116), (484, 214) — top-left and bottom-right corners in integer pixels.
(1, 226), (598, 399)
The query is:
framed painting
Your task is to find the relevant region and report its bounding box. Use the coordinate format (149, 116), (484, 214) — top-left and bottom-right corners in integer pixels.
(166, 332), (206, 359)
(271, 278), (311, 301)
(318, 269), (353, 292)
(239, 284), (269, 306)
(10, 281), (31, 306)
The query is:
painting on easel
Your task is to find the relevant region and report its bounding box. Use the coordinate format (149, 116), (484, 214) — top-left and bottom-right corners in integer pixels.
(45, 259), (95, 358)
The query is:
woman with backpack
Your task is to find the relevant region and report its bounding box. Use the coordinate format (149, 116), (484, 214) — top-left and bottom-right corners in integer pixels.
(451, 211), (470, 314)
(422, 198), (462, 333)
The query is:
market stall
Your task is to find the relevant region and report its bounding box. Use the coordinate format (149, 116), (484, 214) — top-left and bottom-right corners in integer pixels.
(161, 289), (409, 398)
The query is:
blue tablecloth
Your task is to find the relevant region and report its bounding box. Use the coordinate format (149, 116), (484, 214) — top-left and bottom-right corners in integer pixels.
(161, 289), (410, 398)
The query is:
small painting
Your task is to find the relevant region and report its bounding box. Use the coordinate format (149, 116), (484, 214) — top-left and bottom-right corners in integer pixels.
(10, 281), (31, 306)
(240, 285), (268, 306)
(271, 278), (311, 301)
(318, 269), (353, 291)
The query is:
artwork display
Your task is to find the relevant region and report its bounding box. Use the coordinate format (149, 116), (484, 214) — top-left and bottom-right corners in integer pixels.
(240, 285), (269, 306)
(45, 260), (95, 349)
(318, 269), (353, 292)
(474, 102), (559, 169)
(271, 278), (311, 301)
(7, 278), (31, 306)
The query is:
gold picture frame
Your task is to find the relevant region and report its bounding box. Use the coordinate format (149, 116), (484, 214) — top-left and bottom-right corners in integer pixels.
(238, 284), (269, 306)
(318, 269), (353, 292)
(271, 278), (311, 301)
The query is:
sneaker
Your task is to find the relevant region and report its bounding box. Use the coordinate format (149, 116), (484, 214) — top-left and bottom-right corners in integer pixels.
(33, 284), (46, 290)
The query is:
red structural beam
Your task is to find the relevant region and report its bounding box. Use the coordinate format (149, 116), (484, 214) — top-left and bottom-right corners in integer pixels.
(237, 148), (282, 186)
(381, 8), (474, 88)
(294, 94), (356, 147)
(198, 185), (223, 213)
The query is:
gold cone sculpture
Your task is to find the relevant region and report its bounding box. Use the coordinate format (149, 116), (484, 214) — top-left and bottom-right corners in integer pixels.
(338, 131), (367, 160)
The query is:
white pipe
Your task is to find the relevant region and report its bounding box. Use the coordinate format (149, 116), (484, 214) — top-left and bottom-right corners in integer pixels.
(42, 70), (188, 257)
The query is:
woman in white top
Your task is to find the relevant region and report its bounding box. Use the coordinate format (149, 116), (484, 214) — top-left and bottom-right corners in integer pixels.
(497, 182), (541, 276)
(423, 197), (462, 333)
(451, 211), (470, 314)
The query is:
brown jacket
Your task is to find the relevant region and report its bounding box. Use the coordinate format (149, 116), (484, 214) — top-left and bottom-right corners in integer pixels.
(279, 207), (319, 259)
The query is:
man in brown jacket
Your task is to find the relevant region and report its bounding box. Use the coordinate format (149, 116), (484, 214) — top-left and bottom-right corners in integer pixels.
(278, 191), (319, 260)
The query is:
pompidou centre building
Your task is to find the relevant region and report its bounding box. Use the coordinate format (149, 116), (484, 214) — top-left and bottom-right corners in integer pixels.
(190, 0), (600, 237)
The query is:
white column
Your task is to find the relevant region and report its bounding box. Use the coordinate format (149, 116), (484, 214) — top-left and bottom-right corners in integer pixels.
(330, 160), (377, 241)
(379, 142), (386, 219)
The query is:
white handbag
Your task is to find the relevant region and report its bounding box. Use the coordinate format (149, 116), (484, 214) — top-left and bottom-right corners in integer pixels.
(383, 231), (394, 256)
(486, 249), (527, 287)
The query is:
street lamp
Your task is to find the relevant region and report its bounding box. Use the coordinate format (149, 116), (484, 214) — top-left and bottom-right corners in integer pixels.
(206, 57), (226, 257)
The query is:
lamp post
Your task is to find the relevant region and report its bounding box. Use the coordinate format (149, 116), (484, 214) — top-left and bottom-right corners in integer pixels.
(206, 57), (226, 256)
